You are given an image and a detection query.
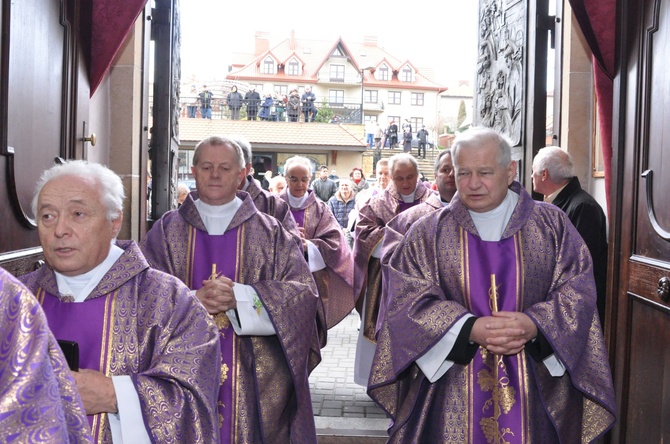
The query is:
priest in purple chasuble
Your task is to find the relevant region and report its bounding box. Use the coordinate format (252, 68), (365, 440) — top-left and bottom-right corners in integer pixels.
(280, 156), (355, 337)
(140, 137), (320, 443)
(368, 127), (616, 443)
(0, 267), (93, 443)
(353, 153), (436, 386)
(377, 149), (457, 336)
(232, 136), (301, 248)
(19, 160), (221, 444)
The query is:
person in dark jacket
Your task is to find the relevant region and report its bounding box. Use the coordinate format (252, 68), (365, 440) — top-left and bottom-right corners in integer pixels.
(198, 84), (214, 119)
(311, 165), (338, 202)
(417, 125), (430, 159)
(388, 121), (398, 148)
(532, 146), (608, 326)
(301, 86), (318, 122)
(244, 87), (261, 120)
(258, 94), (274, 121)
(328, 179), (356, 248)
(226, 85), (244, 120)
(287, 89), (301, 122)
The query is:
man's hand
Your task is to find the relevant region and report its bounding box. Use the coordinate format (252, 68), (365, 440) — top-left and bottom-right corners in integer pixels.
(298, 226), (308, 252)
(196, 276), (237, 314)
(72, 369), (117, 415)
(469, 311), (537, 355)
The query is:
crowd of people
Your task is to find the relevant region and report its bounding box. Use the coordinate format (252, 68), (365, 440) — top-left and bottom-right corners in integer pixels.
(1, 127), (616, 443)
(183, 84), (320, 122)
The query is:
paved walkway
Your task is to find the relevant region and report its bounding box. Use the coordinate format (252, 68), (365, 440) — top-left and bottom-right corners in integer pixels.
(309, 311), (389, 420)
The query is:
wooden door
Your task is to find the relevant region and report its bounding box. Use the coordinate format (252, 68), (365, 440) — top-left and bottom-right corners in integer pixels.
(0, 0), (88, 275)
(610, 0), (670, 441)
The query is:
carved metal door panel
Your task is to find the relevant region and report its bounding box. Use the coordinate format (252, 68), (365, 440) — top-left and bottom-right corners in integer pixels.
(610, 0), (670, 441)
(0, 0), (87, 275)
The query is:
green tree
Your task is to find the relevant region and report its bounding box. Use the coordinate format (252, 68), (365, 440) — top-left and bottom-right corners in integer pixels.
(457, 100), (467, 129)
(315, 100), (334, 123)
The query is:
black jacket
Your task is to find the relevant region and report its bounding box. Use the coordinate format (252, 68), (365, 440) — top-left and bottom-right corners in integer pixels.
(553, 176), (608, 324)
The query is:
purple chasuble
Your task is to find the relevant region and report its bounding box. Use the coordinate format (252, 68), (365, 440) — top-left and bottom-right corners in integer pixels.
(463, 231), (529, 444)
(35, 289), (114, 437)
(189, 226), (240, 442)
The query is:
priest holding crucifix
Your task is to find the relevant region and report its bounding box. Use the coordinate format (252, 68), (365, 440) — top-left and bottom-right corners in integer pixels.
(141, 136), (320, 443)
(368, 127), (616, 443)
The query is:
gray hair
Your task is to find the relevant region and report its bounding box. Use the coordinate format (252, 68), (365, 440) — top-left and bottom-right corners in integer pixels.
(229, 135), (252, 165)
(388, 153), (418, 176)
(193, 135), (245, 170)
(452, 126), (512, 168)
(533, 146), (574, 181)
(283, 156), (313, 175)
(32, 160), (125, 221)
(433, 149), (452, 175)
(269, 175), (286, 190)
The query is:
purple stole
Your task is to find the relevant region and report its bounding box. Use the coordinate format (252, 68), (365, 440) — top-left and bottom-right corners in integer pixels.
(290, 208), (305, 228)
(397, 199), (420, 213)
(187, 225), (240, 443)
(462, 231), (529, 444)
(35, 289), (115, 440)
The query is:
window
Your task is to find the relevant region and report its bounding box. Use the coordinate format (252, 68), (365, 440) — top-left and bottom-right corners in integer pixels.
(411, 118), (423, 131)
(411, 93), (424, 106)
(388, 91), (401, 105)
(401, 66), (413, 82)
(251, 84), (264, 93)
(262, 57), (275, 75)
(388, 116), (400, 126)
(329, 64), (345, 82)
(287, 59), (300, 76)
(378, 65), (389, 81)
(276, 85), (288, 97)
(328, 90), (344, 105)
(364, 90), (378, 104)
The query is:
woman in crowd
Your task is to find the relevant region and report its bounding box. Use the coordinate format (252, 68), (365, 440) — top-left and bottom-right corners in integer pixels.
(350, 167), (370, 195)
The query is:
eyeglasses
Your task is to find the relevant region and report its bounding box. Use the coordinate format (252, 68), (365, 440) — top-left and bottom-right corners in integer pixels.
(288, 176), (310, 184)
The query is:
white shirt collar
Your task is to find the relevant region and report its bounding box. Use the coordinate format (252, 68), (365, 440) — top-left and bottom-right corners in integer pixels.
(194, 197), (243, 235)
(55, 243), (124, 302)
(288, 192), (309, 208)
(468, 189), (519, 241)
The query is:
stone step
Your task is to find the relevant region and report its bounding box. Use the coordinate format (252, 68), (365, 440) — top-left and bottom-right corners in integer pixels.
(316, 417), (389, 444)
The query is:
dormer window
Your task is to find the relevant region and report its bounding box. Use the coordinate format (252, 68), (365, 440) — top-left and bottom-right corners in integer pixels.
(377, 65), (389, 81)
(401, 66), (413, 82)
(329, 64), (345, 82)
(287, 58), (300, 76)
(262, 57), (275, 75)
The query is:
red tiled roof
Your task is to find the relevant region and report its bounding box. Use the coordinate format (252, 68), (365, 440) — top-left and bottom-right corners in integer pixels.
(227, 36), (446, 92)
(178, 118), (367, 152)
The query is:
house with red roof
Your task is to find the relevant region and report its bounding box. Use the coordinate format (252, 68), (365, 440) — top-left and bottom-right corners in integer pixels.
(177, 32), (449, 181)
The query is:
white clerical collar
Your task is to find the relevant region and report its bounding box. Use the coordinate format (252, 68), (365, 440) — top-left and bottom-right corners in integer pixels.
(288, 192), (309, 208)
(55, 243), (124, 303)
(468, 189), (519, 242)
(194, 197), (243, 235)
(399, 190), (417, 203)
(440, 198), (450, 207)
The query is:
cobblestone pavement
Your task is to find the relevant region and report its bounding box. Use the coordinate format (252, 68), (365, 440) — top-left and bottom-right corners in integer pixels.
(309, 311), (389, 419)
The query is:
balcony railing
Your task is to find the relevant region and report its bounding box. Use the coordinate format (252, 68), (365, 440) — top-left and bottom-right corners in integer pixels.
(177, 96), (383, 123)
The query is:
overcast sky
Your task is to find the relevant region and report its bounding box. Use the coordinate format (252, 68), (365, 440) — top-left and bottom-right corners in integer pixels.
(180, 1), (480, 86)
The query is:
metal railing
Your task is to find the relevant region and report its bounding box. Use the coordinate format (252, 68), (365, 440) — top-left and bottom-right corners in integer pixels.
(177, 95), (382, 123)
